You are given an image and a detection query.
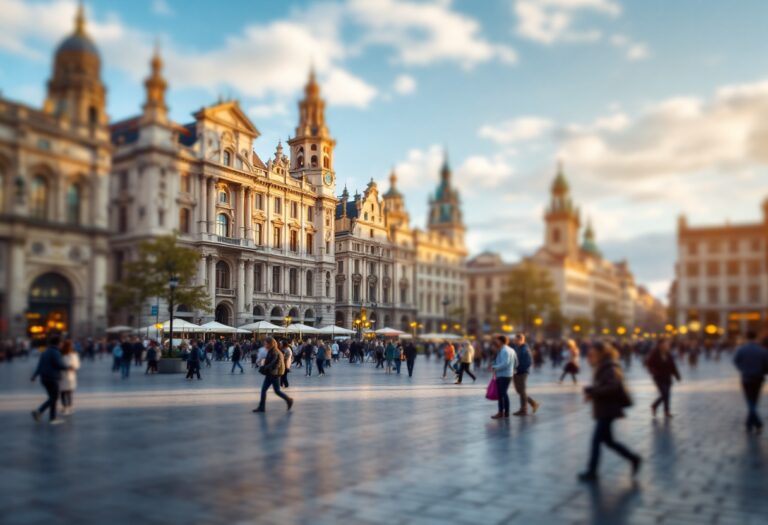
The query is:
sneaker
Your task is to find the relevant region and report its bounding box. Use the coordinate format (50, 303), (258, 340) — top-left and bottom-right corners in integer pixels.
(578, 471), (597, 482)
(631, 456), (642, 477)
(531, 401), (541, 414)
(252, 407), (265, 413)
(490, 412), (505, 420)
(512, 410), (527, 417)
(31, 410), (41, 422)
(454, 381), (462, 385)
(49, 419), (64, 426)
(664, 413), (674, 419)
(286, 397), (294, 411)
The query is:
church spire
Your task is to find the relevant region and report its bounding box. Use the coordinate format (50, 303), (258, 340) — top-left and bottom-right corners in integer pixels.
(75, 1), (86, 36)
(142, 42), (168, 123)
(294, 67), (329, 139)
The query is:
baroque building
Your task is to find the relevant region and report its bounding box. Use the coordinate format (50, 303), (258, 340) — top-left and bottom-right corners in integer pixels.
(0, 7), (110, 340)
(673, 201), (768, 336)
(109, 55), (337, 328)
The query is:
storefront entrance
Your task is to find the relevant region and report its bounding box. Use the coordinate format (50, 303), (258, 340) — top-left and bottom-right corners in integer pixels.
(27, 273), (73, 343)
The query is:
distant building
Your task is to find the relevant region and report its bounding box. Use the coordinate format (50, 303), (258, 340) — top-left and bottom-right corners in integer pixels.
(0, 7), (110, 339)
(465, 252), (516, 334)
(673, 201), (768, 335)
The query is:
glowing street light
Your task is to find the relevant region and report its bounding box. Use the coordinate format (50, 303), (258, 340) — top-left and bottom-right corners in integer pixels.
(617, 326), (627, 336)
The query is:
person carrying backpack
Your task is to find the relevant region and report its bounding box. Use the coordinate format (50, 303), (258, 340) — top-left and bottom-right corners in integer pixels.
(231, 343), (244, 374)
(253, 337), (293, 413)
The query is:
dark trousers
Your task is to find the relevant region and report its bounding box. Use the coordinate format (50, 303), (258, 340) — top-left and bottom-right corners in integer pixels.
(651, 377), (672, 414)
(742, 378), (764, 430)
(513, 374), (536, 411)
(376, 356), (384, 368)
(496, 376), (512, 415)
(60, 390), (73, 408)
(406, 359), (415, 377)
(186, 363), (201, 379)
(316, 358), (325, 375)
(231, 360), (244, 373)
(120, 360), (131, 378)
(395, 359), (402, 374)
(442, 359), (454, 377)
(280, 370), (290, 388)
(38, 378), (59, 421)
(145, 360), (158, 374)
(258, 375), (290, 410)
(457, 362), (476, 383)
(587, 417), (638, 474)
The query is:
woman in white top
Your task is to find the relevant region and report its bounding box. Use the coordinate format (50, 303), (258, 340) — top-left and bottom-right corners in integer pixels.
(59, 339), (81, 416)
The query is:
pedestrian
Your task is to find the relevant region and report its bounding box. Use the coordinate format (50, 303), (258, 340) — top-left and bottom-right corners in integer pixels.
(231, 343), (244, 374)
(316, 340), (327, 376)
(30, 333), (69, 425)
(120, 337), (134, 379)
(404, 341), (417, 377)
(332, 340), (340, 362)
(455, 341), (476, 384)
(280, 340), (292, 388)
(302, 339), (316, 376)
(560, 339), (581, 384)
(645, 338), (681, 418)
(733, 331), (768, 434)
(511, 334), (540, 416)
(133, 336), (143, 367)
(394, 342), (403, 375)
(490, 335), (516, 419)
(579, 341), (641, 482)
(442, 342), (456, 379)
(253, 337), (294, 413)
(111, 339), (123, 372)
(145, 341), (159, 374)
(185, 343), (202, 380)
(375, 342), (385, 369)
(59, 339), (80, 416)
(385, 340), (396, 374)
(323, 342), (332, 369)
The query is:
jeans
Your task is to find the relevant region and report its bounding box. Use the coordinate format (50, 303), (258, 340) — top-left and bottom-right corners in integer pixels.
(587, 417), (638, 474)
(442, 359), (454, 377)
(38, 378), (59, 421)
(652, 377), (672, 414)
(112, 357), (121, 372)
(280, 371), (290, 388)
(742, 378), (764, 430)
(496, 376), (512, 415)
(406, 359), (415, 377)
(457, 362), (476, 383)
(316, 357), (325, 375)
(121, 360), (131, 378)
(186, 362), (201, 379)
(395, 359), (402, 374)
(231, 360), (244, 373)
(305, 358), (313, 376)
(513, 374), (536, 411)
(258, 375), (291, 410)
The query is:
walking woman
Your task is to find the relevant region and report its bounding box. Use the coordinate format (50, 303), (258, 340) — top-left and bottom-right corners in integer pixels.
(385, 340), (396, 374)
(645, 338), (681, 418)
(490, 335), (517, 419)
(59, 339), (81, 416)
(579, 342), (641, 482)
(559, 339), (581, 384)
(254, 337), (294, 413)
(280, 340), (292, 389)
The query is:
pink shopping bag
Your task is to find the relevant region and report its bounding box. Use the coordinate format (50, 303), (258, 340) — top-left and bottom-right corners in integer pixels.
(485, 375), (498, 401)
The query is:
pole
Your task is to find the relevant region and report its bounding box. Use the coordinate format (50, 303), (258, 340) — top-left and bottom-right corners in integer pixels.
(169, 288), (175, 355)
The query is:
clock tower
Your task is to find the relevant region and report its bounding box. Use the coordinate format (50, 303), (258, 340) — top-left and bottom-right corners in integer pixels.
(288, 69), (336, 199)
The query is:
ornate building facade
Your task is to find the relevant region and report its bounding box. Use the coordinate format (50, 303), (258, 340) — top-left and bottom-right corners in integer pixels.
(0, 7), (110, 339)
(109, 56), (337, 328)
(673, 201), (768, 335)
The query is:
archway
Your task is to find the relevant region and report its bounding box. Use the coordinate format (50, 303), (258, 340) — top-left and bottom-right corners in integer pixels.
(335, 311), (345, 327)
(304, 309), (316, 326)
(400, 315), (410, 331)
(215, 303), (232, 325)
(28, 273), (73, 340)
(383, 314), (391, 327)
(269, 306), (283, 322)
(253, 305), (265, 320)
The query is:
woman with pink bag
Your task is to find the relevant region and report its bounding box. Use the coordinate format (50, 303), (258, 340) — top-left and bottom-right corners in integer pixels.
(489, 335), (517, 419)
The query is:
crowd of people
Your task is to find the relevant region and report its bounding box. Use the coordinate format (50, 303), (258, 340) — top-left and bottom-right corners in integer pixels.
(19, 327), (768, 480)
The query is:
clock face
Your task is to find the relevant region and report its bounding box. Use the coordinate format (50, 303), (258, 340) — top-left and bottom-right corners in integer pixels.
(324, 173), (333, 186)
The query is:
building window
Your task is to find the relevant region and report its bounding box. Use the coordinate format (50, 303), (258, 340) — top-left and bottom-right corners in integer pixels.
(236, 156), (243, 170)
(688, 287), (699, 305)
(307, 206), (314, 222)
(707, 286), (719, 304)
(118, 206), (128, 233)
(289, 230), (298, 252)
(218, 190), (228, 204)
(223, 150), (232, 166)
(273, 226), (282, 248)
(114, 250), (124, 281)
(180, 173), (191, 193)
(30, 176), (48, 220)
(254, 264), (263, 292)
(353, 283), (360, 302)
(751, 238), (761, 252)
(687, 242), (698, 255)
(306, 271), (313, 297)
(728, 285), (739, 304)
(253, 193), (264, 210)
(216, 214), (229, 237)
(747, 260), (761, 274)
(748, 284), (760, 303)
(66, 184), (81, 225)
(179, 208), (191, 234)
(274, 197), (282, 214)
(338, 261), (343, 273)
(400, 286), (407, 304)
(706, 261), (719, 277)
(215, 261), (230, 289)
(289, 268), (298, 295)
(254, 223), (263, 245)
(336, 284), (343, 302)
(354, 259), (360, 273)
(119, 171), (129, 190)
(326, 272), (331, 297)
(726, 260), (740, 276)
(552, 227), (560, 244)
(290, 201), (298, 218)
(709, 240), (722, 254)
(306, 233), (314, 255)
(272, 266), (281, 293)
(323, 156), (329, 169)
(311, 155), (318, 167)
(686, 262), (699, 277)
(158, 209), (165, 227)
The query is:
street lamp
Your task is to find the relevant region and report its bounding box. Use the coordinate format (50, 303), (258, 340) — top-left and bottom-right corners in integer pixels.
(410, 320), (418, 338)
(168, 275), (179, 355)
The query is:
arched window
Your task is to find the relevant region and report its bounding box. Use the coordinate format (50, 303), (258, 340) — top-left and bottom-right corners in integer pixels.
(311, 155), (318, 168)
(218, 190), (228, 204)
(88, 106), (98, 126)
(289, 268), (298, 295)
(297, 147), (304, 168)
(216, 214), (229, 237)
(223, 150), (232, 166)
(66, 184), (81, 225)
(30, 176), (48, 220)
(323, 156), (330, 169)
(215, 261), (230, 289)
(179, 208), (191, 234)
(306, 271), (313, 297)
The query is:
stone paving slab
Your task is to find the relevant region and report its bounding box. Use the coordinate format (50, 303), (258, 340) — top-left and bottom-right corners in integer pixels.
(0, 356), (766, 525)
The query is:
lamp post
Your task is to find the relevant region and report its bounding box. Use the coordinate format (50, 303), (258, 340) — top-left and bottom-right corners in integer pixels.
(168, 275), (179, 355)
(410, 320), (418, 339)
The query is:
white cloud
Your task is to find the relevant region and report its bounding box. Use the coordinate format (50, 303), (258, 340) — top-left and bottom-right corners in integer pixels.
(611, 33), (649, 61)
(248, 101), (289, 119)
(348, 0), (517, 68)
(393, 74), (417, 95)
(322, 68), (379, 108)
(456, 154), (515, 192)
(514, 0), (620, 44)
(478, 117), (553, 145)
(393, 144), (445, 190)
(151, 0), (173, 17)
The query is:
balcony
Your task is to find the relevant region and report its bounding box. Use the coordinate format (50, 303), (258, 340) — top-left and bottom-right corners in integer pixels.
(216, 235), (242, 246)
(216, 288), (235, 297)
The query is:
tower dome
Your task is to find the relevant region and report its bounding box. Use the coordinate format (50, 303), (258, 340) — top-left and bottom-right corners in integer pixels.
(55, 4), (99, 58)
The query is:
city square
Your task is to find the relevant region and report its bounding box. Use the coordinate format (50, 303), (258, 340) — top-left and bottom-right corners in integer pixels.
(1, 355), (766, 525)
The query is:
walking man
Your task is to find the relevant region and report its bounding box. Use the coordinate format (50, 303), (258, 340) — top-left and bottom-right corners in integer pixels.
(455, 342), (476, 384)
(231, 342), (244, 374)
(734, 331), (768, 434)
(31, 333), (69, 425)
(303, 339), (316, 376)
(512, 334), (540, 416)
(404, 341), (417, 377)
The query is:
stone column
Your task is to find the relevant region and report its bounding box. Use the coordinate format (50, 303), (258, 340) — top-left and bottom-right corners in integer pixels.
(238, 187), (246, 239)
(244, 189), (252, 239)
(245, 261), (254, 316)
(198, 255), (207, 287)
(9, 240), (27, 338)
(208, 255), (217, 314)
(208, 178), (217, 235)
(236, 259), (246, 324)
(197, 174), (206, 234)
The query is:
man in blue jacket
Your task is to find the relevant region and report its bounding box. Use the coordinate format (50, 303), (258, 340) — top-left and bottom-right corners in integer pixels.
(734, 331), (768, 434)
(512, 334), (541, 416)
(31, 333), (70, 425)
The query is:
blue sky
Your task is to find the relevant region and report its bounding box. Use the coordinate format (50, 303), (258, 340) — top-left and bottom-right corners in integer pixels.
(3, 0), (768, 299)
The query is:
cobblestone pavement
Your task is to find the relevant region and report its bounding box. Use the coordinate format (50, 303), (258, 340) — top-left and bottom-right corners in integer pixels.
(0, 354), (766, 525)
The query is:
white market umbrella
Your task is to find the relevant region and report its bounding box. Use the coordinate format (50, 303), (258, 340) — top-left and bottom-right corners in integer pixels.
(105, 325), (136, 334)
(239, 321), (283, 332)
(284, 323), (319, 335)
(375, 327), (406, 337)
(316, 325), (357, 336)
(419, 332), (462, 342)
(142, 318), (204, 333)
(199, 321), (240, 334)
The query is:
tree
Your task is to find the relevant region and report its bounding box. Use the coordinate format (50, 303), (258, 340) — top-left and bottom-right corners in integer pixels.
(496, 261), (562, 334)
(593, 301), (624, 334)
(107, 234), (211, 329)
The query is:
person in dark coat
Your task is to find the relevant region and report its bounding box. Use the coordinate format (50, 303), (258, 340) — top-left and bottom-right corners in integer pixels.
(733, 331), (768, 434)
(404, 341), (417, 377)
(120, 337), (134, 379)
(185, 343), (202, 380)
(645, 338), (681, 417)
(579, 342), (641, 482)
(230, 343), (244, 374)
(31, 333), (69, 424)
(254, 337), (293, 413)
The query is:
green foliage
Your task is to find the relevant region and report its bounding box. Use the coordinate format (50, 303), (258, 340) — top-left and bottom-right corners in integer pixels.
(496, 261), (562, 333)
(593, 301), (624, 331)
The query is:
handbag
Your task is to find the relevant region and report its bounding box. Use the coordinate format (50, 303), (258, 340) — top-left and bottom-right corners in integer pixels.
(485, 374), (499, 401)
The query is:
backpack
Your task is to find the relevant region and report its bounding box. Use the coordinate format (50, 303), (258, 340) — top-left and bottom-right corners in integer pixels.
(113, 344), (123, 359)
